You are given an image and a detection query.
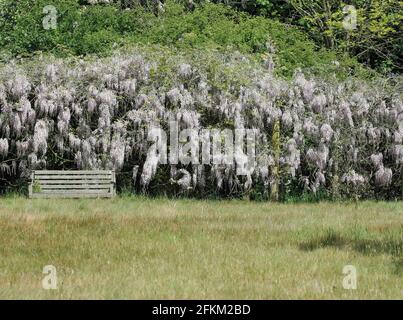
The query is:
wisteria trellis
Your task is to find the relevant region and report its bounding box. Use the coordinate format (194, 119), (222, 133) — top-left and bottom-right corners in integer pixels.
(0, 49), (402, 199)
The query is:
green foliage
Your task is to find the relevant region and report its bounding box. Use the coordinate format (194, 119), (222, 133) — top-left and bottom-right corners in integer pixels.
(176, 0), (293, 18)
(289, 0), (403, 73)
(32, 181), (41, 193)
(0, 0), (370, 78)
(174, 0), (402, 74)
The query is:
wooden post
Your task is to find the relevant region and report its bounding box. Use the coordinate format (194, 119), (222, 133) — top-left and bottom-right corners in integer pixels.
(111, 170), (116, 197)
(28, 171), (34, 198)
(401, 164), (403, 201)
(332, 160), (340, 200)
(330, 137), (340, 200)
(270, 120), (280, 202)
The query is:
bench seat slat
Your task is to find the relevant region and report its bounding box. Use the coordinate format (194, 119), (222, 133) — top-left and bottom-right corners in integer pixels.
(40, 185), (112, 190)
(34, 170), (112, 175)
(31, 193), (113, 199)
(34, 175), (111, 180)
(35, 179), (111, 185)
(34, 189), (111, 194)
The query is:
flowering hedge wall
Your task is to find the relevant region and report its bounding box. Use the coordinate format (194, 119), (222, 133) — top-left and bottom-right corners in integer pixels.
(0, 48), (402, 199)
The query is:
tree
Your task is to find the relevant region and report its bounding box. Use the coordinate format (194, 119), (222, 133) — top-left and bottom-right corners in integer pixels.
(289, 0), (403, 72)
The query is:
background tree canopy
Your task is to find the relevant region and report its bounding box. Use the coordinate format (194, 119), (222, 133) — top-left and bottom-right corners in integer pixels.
(2, 0), (400, 77)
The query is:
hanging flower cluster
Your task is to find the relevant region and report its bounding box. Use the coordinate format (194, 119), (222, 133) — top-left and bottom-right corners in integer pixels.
(0, 49), (401, 199)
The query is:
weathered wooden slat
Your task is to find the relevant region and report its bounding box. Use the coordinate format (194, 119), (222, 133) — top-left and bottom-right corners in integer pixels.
(33, 189), (111, 194)
(31, 193), (113, 199)
(34, 170), (112, 175)
(36, 179), (112, 184)
(34, 175), (111, 180)
(39, 185), (112, 190)
(34, 172), (112, 176)
(33, 189), (110, 194)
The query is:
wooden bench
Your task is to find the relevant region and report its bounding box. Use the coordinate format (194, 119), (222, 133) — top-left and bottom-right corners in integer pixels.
(29, 170), (116, 198)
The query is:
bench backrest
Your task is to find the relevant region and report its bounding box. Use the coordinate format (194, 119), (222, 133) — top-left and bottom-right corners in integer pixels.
(29, 170), (116, 198)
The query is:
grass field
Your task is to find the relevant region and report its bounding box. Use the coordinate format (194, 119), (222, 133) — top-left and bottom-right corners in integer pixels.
(0, 196), (402, 299)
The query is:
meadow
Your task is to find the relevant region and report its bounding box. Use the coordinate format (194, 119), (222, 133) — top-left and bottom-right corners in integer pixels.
(0, 196), (401, 299)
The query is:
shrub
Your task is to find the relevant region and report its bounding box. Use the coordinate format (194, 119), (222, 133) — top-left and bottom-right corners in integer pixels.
(0, 47), (401, 200)
(0, 0), (371, 78)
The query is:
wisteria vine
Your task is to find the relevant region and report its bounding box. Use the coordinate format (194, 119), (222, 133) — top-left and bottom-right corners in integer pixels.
(0, 49), (402, 199)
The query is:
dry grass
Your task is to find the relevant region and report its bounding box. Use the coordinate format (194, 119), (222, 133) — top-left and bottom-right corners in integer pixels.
(0, 196), (402, 299)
